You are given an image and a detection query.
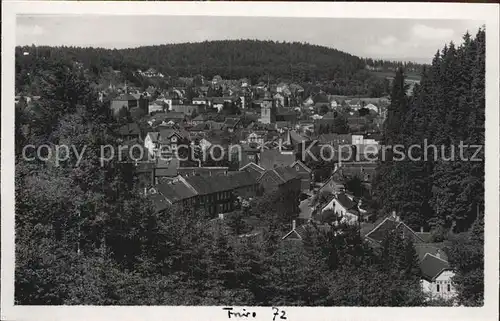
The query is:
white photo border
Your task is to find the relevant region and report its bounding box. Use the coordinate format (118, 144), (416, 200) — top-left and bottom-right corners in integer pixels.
(2, 1), (499, 321)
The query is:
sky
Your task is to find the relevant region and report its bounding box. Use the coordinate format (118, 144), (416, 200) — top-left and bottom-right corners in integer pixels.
(16, 15), (483, 63)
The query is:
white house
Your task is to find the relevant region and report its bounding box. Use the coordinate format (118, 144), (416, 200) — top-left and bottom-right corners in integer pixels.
(321, 193), (359, 225)
(144, 132), (159, 156)
(420, 252), (457, 301)
(148, 102), (164, 114)
(352, 134), (364, 145)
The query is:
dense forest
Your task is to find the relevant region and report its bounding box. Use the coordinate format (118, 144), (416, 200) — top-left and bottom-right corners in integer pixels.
(15, 40), (423, 97)
(372, 28), (485, 305)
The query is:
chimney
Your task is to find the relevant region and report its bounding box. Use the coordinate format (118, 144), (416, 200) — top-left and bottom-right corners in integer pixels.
(292, 220), (296, 230)
(420, 226), (424, 233)
(144, 187), (147, 195)
(435, 250), (441, 259)
(391, 210), (397, 219)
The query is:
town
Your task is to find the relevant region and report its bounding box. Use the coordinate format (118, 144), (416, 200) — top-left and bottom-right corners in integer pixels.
(14, 30), (484, 306)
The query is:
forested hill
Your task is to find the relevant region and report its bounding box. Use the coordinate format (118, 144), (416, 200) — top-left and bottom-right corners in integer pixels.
(15, 40), (423, 87)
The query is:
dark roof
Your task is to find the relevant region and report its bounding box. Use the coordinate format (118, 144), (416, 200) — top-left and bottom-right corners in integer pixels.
(178, 167), (228, 177)
(365, 215), (425, 244)
(114, 93), (137, 101)
(420, 254), (450, 282)
(224, 117), (241, 127)
(317, 134), (352, 145)
(150, 193), (170, 213)
(184, 174), (233, 195)
(155, 180), (197, 203)
(118, 123), (140, 136)
(260, 150), (295, 170)
(154, 158), (179, 177)
(274, 166), (300, 182)
(336, 193), (357, 210)
(165, 112), (186, 120)
(415, 232), (433, 243)
(276, 108), (296, 116)
(226, 171), (259, 190)
(192, 114), (206, 121)
(415, 243), (447, 262)
(239, 162), (265, 179)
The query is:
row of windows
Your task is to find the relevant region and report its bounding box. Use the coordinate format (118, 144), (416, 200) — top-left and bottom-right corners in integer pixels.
(436, 280), (450, 285)
(436, 284), (451, 293)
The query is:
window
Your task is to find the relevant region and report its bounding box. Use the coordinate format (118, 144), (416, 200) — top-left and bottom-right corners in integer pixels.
(447, 284), (451, 292)
(436, 284), (440, 292)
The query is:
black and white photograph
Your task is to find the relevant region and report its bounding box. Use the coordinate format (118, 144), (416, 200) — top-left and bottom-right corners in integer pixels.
(2, 2), (499, 321)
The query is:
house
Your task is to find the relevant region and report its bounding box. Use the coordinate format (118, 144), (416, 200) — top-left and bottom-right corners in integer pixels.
(180, 173), (257, 217)
(110, 93), (145, 115)
(276, 82), (288, 94)
(243, 131), (265, 147)
(144, 128), (190, 157)
(192, 97), (211, 106)
(223, 117), (242, 133)
(191, 114), (207, 126)
(260, 149), (296, 170)
(178, 166), (229, 178)
(419, 252), (456, 301)
(317, 170), (346, 195)
(274, 92), (286, 108)
(149, 177), (198, 210)
(149, 101), (165, 114)
(171, 104), (205, 116)
(238, 144), (262, 168)
(164, 112), (186, 124)
(239, 160), (266, 177)
(320, 193), (359, 225)
(364, 211), (426, 246)
(258, 166), (301, 195)
(337, 161), (377, 184)
(117, 123), (141, 141)
(226, 170), (261, 199)
(276, 108), (297, 124)
(290, 160), (312, 192)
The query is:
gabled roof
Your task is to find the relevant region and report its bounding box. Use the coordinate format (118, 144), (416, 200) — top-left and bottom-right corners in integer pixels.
(336, 193), (357, 211)
(282, 223), (333, 241)
(364, 215), (425, 244)
(420, 253), (451, 282)
(415, 243), (447, 262)
(147, 132), (160, 143)
(290, 160), (312, 173)
(239, 162), (265, 173)
(260, 166), (299, 186)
